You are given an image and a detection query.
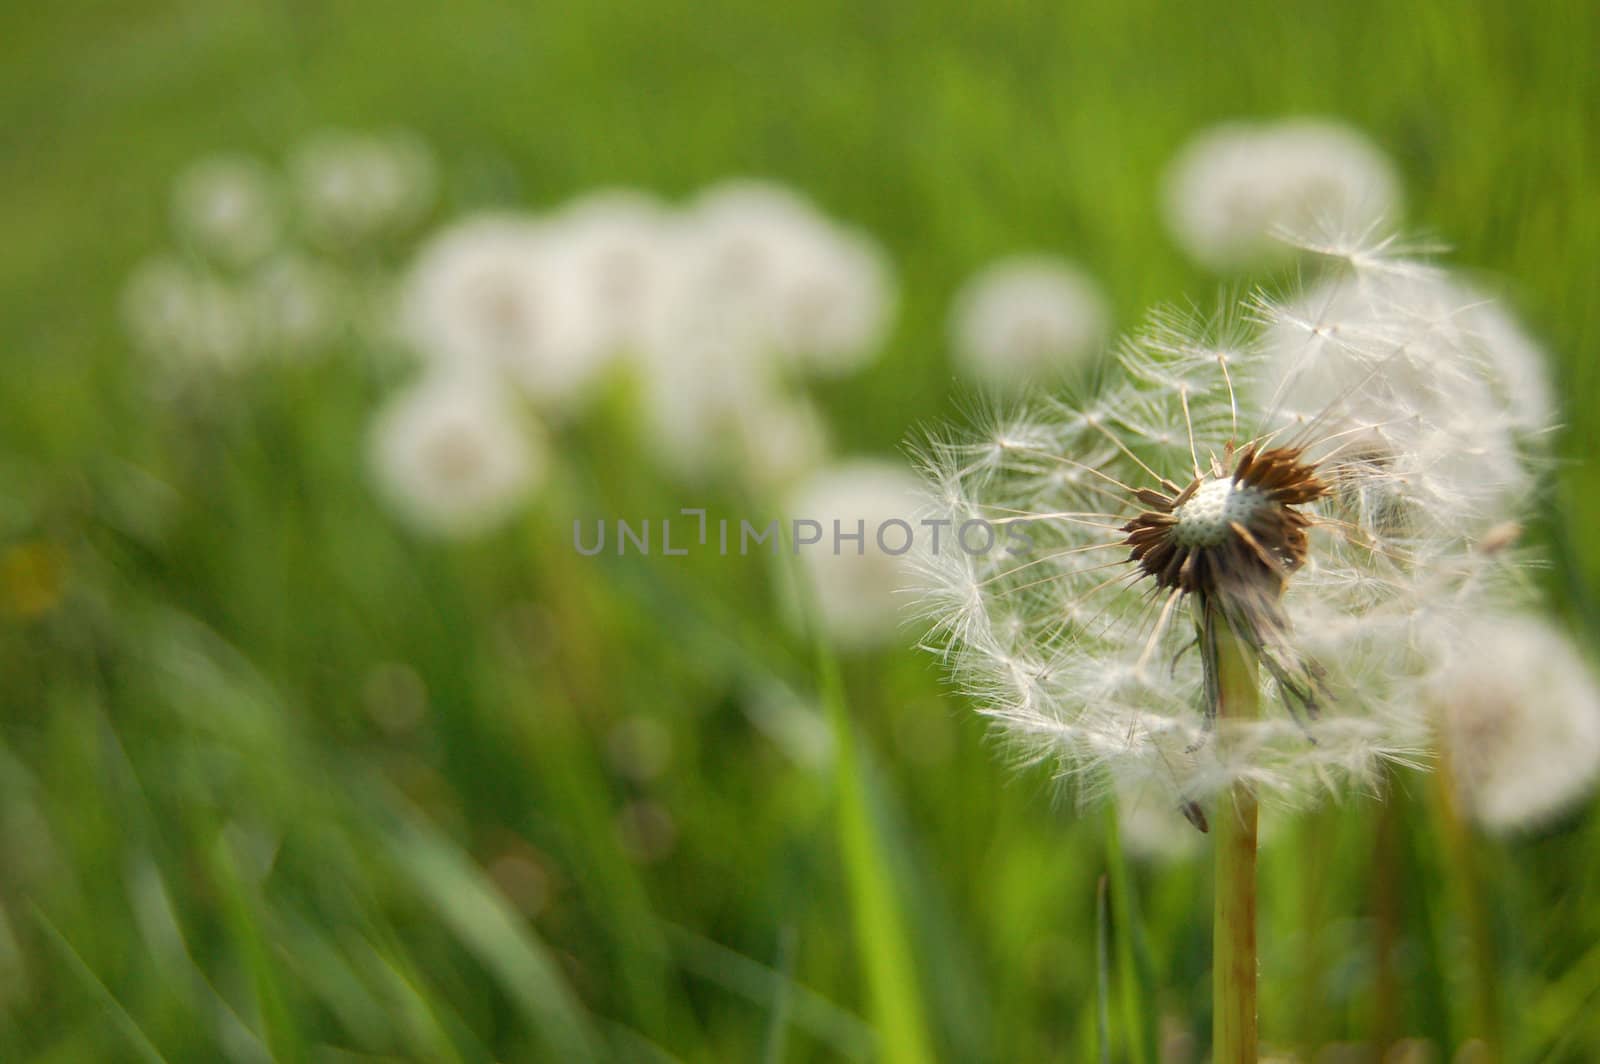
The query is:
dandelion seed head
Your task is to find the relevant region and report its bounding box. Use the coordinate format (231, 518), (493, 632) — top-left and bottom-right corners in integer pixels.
(1433, 612), (1600, 833)
(914, 240), (1534, 808)
(766, 222), (895, 375)
(548, 189), (674, 352)
(172, 155), (282, 267)
(400, 214), (613, 407)
(121, 256), (254, 374)
(367, 372), (543, 538)
(1164, 119), (1401, 272)
(790, 460), (924, 650)
(291, 128), (436, 246)
(949, 256), (1111, 391)
(244, 254), (345, 357)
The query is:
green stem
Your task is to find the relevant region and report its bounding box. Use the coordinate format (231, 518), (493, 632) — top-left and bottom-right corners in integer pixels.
(1212, 611), (1259, 1064)
(1431, 749), (1502, 1061)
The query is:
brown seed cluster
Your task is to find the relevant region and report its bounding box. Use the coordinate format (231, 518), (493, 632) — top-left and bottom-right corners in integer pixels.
(1122, 446), (1327, 603)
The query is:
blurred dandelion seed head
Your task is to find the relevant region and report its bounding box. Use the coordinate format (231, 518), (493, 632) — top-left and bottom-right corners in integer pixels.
(950, 256), (1111, 390)
(788, 460), (925, 649)
(172, 155), (283, 267)
(1164, 118), (1401, 271)
(368, 372), (545, 538)
(1433, 612), (1600, 833)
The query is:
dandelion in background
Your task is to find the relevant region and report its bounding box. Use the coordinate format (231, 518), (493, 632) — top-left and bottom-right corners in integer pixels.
(290, 128), (436, 247)
(1432, 611), (1600, 833)
(1164, 119), (1401, 271)
(949, 255), (1111, 392)
(675, 179), (827, 325)
(400, 215), (613, 408)
(788, 460), (924, 650)
(634, 305), (830, 487)
(121, 256), (253, 374)
(548, 189), (674, 353)
(367, 371), (544, 538)
(171, 155), (282, 268)
(668, 178), (895, 374)
(244, 254), (347, 357)
(764, 221), (895, 376)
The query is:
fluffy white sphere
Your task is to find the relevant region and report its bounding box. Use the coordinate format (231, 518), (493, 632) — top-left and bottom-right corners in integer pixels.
(367, 372), (543, 538)
(1164, 119), (1401, 271)
(547, 189), (675, 353)
(949, 256), (1110, 390)
(244, 254), (346, 358)
(667, 179), (894, 374)
(1433, 612), (1600, 833)
(291, 128), (436, 246)
(787, 461), (923, 649)
(171, 155), (282, 268)
(400, 214), (614, 407)
(121, 256), (253, 373)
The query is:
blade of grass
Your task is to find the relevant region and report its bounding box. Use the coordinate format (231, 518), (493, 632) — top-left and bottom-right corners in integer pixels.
(1105, 809), (1159, 1064)
(386, 819), (601, 1063)
(761, 926), (798, 1064)
(816, 633), (935, 1064)
(1096, 875), (1112, 1064)
(668, 926), (874, 1061)
(209, 829), (306, 1064)
(31, 904), (169, 1064)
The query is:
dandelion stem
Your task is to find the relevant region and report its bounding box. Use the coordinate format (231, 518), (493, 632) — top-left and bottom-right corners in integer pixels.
(1211, 609), (1259, 1064)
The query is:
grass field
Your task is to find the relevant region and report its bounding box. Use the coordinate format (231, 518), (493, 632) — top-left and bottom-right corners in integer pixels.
(2, 1), (1598, 1060)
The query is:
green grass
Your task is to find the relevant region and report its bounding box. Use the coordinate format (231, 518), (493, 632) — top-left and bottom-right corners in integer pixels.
(2, 0), (1598, 1059)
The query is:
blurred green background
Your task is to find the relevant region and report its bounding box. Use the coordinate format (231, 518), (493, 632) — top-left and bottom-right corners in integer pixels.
(2, 1), (1598, 1060)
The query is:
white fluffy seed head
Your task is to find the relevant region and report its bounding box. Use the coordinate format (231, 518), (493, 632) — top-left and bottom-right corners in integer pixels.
(1432, 612), (1600, 833)
(121, 256), (254, 375)
(788, 461), (924, 650)
(1254, 237), (1552, 538)
(172, 155), (282, 268)
(400, 214), (614, 408)
(949, 256), (1110, 391)
(244, 254), (346, 358)
(912, 232), (1535, 809)
(653, 179), (895, 375)
(547, 189), (674, 354)
(291, 128), (436, 246)
(1164, 119), (1401, 272)
(367, 371), (543, 538)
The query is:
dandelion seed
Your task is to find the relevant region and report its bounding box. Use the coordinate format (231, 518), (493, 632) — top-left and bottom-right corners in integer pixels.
(367, 371), (543, 538)
(1164, 119), (1401, 271)
(1432, 611), (1600, 833)
(949, 256), (1111, 391)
